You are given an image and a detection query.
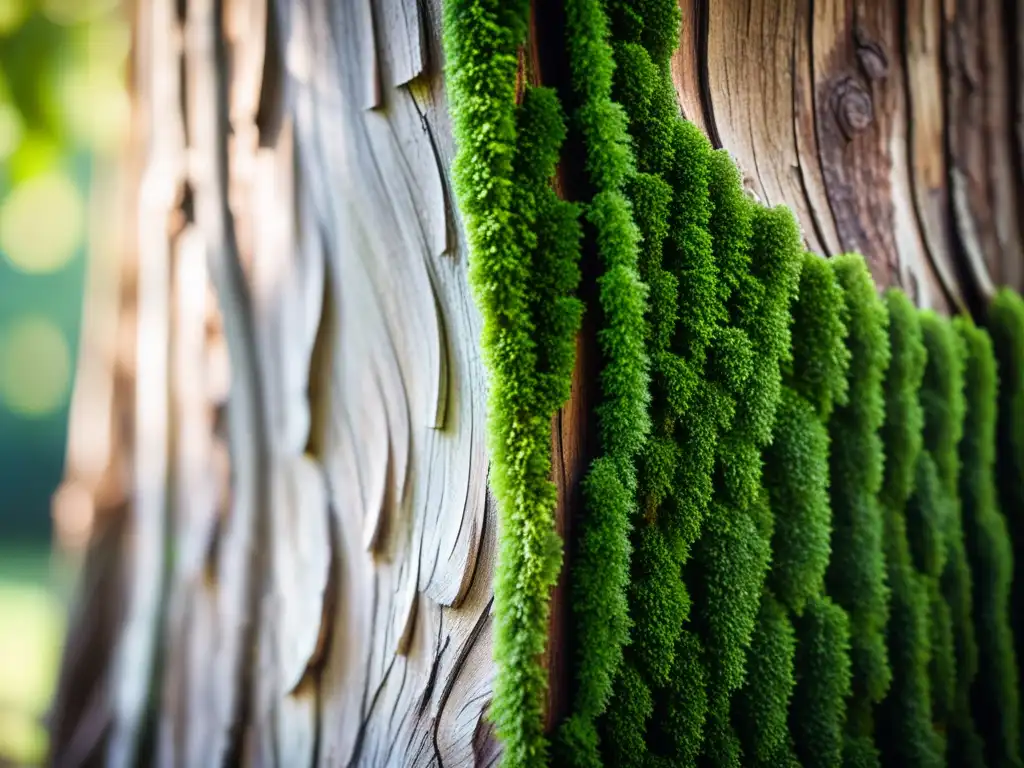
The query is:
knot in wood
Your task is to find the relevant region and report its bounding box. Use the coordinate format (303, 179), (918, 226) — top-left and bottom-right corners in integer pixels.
(831, 76), (874, 140)
(854, 28), (889, 81)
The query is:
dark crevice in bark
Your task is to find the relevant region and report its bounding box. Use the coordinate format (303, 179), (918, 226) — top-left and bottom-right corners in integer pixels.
(808, 0), (855, 268)
(1001, 0), (1024, 274)
(135, 220), (190, 767)
(897, 0), (962, 313)
(349, 654), (398, 768)
(694, 0), (722, 148)
(256, 0), (285, 148)
(48, 510), (128, 767)
(432, 596), (495, 765)
(791, 15), (833, 258)
(528, 0), (605, 735)
(304, 239), (335, 460)
(940, 3), (988, 319)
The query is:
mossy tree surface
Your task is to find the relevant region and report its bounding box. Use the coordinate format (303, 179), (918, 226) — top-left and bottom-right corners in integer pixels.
(687, 200), (802, 767)
(875, 290), (942, 768)
(730, 252), (846, 764)
(592, 1), (751, 764)
(988, 288), (1024, 734)
(904, 451), (955, 735)
(917, 311), (983, 762)
(591, 0), (806, 761)
(765, 253), (849, 617)
(822, 255), (892, 766)
(557, 0), (653, 761)
(957, 318), (1022, 768)
(752, 252), (852, 767)
(790, 596), (854, 768)
(441, 5), (1024, 768)
(444, 3), (585, 763)
(731, 593), (797, 767)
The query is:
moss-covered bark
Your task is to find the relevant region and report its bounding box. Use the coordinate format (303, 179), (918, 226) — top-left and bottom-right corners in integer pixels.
(957, 318), (1022, 768)
(917, 311), (983, 760)
(988, 287), (1024, 745)
(732, 593), (797, 766)
(875, 291), (942, 768)
(743, 252), (851, 765)
(556, 0), (653, 760)
(821, 255), (891, 767)
(790, 596), (854, 768)
(444, 4), (585, 761)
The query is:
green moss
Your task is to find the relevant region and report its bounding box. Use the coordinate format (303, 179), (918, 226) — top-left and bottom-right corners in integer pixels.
(957, 318), (1022, 768)
(879, 290), (928, 511)
(764, 389), (832, 614)
(763, 253), (853, 763)
(691, 498), (772, 706)
(733, 592), (797, 765)
(790, 596), (853, 768)
(689, 203), (800, 768)
(823, 255), (891, 756)
(707, 151), (755, 311)
(875, 291), (942, 768)
(734, 206), (804, 446)
(682, 184), (800, 768)
(700, 691), (743, 768)
(943, 529), (987, 768)
(919, 310), (982, 762)
(561, 456), (632, 765)
(905, 452), (947, 581)
(904, 451), (956, 735)
(761, 253), (848, 618)
(663, 122), (721, 363)
(988, 287), (1024, 728)
(919, 311), (967, 494)
(606, 0), (680, 63)
(786, 252), (851, 420)
(650, 629), (707, 765)
(557, 0), (654, 760)
(904, 451), (956, 731)
(844, 734), (883, 768)
(602, 661), (654, 768)
(598, 5), (741, 761)
(876, 511), (942, 768)
(927, 578), (956, 725)
(444, 4), (583, 759)
(629, 526), (689, 686)
(612, 42), (678, 177)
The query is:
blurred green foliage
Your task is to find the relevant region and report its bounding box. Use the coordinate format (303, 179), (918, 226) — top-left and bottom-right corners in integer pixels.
(0, 3), (127, 765)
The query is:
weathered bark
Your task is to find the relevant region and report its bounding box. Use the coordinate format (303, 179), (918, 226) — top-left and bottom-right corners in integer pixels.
(49, 1), (1024, 766)
(670, 0), (1024, 313)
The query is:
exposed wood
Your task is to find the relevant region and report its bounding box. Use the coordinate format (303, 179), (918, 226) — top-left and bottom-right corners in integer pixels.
(671, 0), (1024, 306)
(945, 0), (1024, 304)
(903, 0), (964, 312)
(671, 0), (711, 138)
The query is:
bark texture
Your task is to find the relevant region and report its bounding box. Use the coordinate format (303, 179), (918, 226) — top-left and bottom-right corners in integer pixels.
(671, 0), (1024, 313)
(49, 0), (1024, 766)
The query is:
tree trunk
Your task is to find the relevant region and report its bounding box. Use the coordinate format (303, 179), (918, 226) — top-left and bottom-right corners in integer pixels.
(48, 0), (1023, 766)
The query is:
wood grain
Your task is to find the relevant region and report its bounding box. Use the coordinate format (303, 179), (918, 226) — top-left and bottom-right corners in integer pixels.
(671, 0), (1024, 304)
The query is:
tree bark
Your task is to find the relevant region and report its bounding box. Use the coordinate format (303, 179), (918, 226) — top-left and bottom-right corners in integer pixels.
(49, 0), (1024, 766)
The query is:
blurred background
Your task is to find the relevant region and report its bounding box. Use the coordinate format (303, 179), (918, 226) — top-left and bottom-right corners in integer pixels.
(0, 0), (129, 763)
